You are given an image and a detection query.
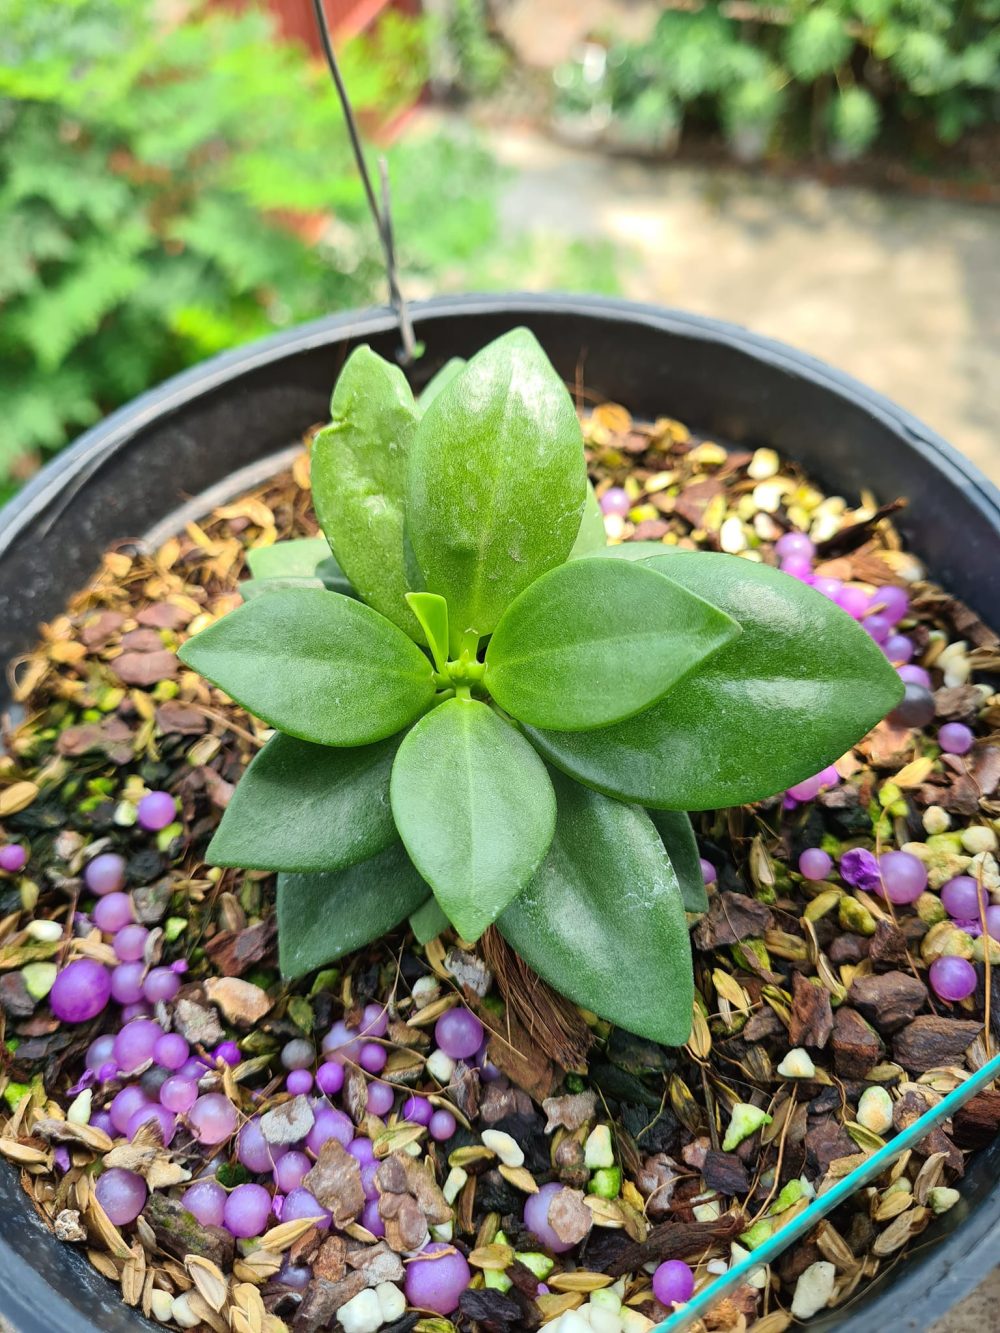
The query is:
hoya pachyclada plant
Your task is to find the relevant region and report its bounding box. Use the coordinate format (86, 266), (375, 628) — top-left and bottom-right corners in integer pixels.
(178, 329), (902, 1045)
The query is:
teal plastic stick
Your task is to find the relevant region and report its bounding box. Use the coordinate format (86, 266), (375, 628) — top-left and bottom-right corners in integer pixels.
(653, 1048), (1000, 1333)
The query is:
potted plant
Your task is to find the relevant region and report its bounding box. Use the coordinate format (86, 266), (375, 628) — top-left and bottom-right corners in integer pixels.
(0, 295), (998, 1333)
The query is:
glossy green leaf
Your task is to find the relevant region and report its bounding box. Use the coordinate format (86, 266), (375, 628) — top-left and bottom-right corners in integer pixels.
(484, 558), (740, 731)
(410, 897), (450, 945)
(647, 808), (708, 913)
(390, 698), (556, 941)
(245, 537), (332, 581)
(278, 844), (430, 979)
(177, 587), (435, 747)
(527, 552), (903, 809)
(206, 731), (401, 873)
(407, 328), (587, 648)
(498, 771), (693, 1045)
(569, 481), (606, 558)
(406, 592), (449, 674)
(418, 357), (465, 409)
(311, 346), (421, 636)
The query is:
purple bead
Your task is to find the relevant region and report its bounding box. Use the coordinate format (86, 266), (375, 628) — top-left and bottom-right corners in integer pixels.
(836, 585), (870, 619)
(114, 1020), (163, 1073)
(92, 892), (135, 934)
(160, 1076), (197, 1113)
(361, 1198), (385, 1237)
(120, 1000), (151, 1022)
(189, 1093), (237, 1145)
(775, 531), (814, 561)
(359, 1042), (387, 1074)
(286, 1069), (313, 1095)
(321, 1020), (361, 1063)
(347, 1137), (376, 1167)
(889, 682), (936, 729)
(153, 1033), (189, 1071)
(898, 664), (932, 689)
(360, 1161), (379, 1201)
(864, 613), (892, 644)
(780, 555), (814, 581)
(812, 576), (842, 600)
(402, 1095), (433, 1126)
(182, 1179), (226, 1227)
(95, 1168), (146, 1225)
(127, 1102), (176, 1146)
(366, 1081), (395, 1117)
(214, 1041), (242, 1067)
(0, 844), (27, 874)
(142, 966), (180, 1004)
(224, 1182), (272, 1239)
(524, 1181), (576, 1253)
(939, 723), (974, 756)
(434, 1008), (484, 1061)
(799, 848), (833, 881)
(306, 1106), (353, 1155)
(137, 790), (176, 832)
(653, 1259), (695, 1306)
(281, 1188), (331, 1231)
(599, 487), (631, 517)
(405, 1241), (471, 1316)
(699, 858), (717, 885)
(884, 634), (914, 664)
(787, 772), (824, 802)
(872, 585), (909, 624)
(86, 1033), (117, 1073)
(280, 1262), (312, 1291)
(940, 876), (986, 920)
(98, 1061), (119, 1083)
(878, 850), (928, 904)
(84, 852), (127, 897)
(315, 1062), (345, 1097)
(50, 959), (112, 1024)
(91, 1110), (115, 1137)
(430, 1109), (457, 1141)
(239, 1118), (285, 1172)
(360, 1003), (389, 1038)
(180, 1055), (210, 1080)
(929, 955), (978, 1002)
(110, 1085), (150, 1135)
(274, 1150), (311, 1193)
(113, 924), (149, 963)
(840, 848), (881, 892)
(986, 905), (1000, 942)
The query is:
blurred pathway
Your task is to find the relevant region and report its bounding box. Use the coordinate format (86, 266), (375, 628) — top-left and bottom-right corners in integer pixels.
(469, 120), (1000, 482)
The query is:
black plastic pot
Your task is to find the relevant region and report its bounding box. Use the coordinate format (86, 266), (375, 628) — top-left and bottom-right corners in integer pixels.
(0, 294), (996, 1333)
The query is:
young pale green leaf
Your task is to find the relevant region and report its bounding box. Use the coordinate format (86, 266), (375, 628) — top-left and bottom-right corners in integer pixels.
(407, 328), (587, 648)
(278, 844), (430, 979)
(311, 346), (421, 636)
(498, 771), (693, 1046)
(406, 592), (449, 674)
(239, 576), (324, 602)
(418, 357), (466, 410)
(647, 808), (708, 913)
(526, 552), (904, 809)
(245, 537), (333, 581)
(569, 481), (606, 558)
(206, 731), (401, 873)
(177, 587), (435, 747)
(484, 558), (740, 731)
(410, 897), (450, 945)
(390, 698), (556, 941)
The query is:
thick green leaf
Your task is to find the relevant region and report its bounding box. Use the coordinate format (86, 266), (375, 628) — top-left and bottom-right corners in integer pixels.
(647, 809), (708, 913)
(407, 328), (587, 648)
(527, 552), (904, 809)
(206, 731), (401, 873)
(569, 481), (606, 558)
(418, 357), (466, 409)
(177, 587), (435, 747)
(406, 592), (449, 674)
(390, 698), (556, 941)
(485, 558), (740, 731)
(278, 844), (430, 979)
(498, 771), (693, 1045)
(245, 537), (333, 581)
(410, 897), (450, 945)
(311, 346), (421, 636)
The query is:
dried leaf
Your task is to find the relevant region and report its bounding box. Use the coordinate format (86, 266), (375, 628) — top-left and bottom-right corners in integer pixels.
(184, 1254), (229, 1312)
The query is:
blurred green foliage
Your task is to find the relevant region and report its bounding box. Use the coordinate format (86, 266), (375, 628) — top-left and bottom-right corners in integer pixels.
(553, 0), (1000, 164)
(0, 0), (507, 489)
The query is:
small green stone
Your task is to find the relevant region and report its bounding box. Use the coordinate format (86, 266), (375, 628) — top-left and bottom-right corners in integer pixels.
(588, 1166), (622, 1199)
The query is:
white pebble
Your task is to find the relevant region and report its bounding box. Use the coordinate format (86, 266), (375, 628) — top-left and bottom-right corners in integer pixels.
(591, 1289), (622, 1314)
(170, 1294), (202, 1329)
(67, 1088), (92, 1125)
(482, 1129), (524, 1168)
(588, 1306), (623, 1333)
(928, 1186), (961, 1214)
(857, 1087), (893, 1135)
(751, 482), (783, 514)
(412, 976), (439, 1009)
(150, 1289), (174, 1323)
(747, 448), (779, 480)
(338, 1288), (383, 1333)
(720, 516), (747, 553)
(962, 826), (998, 855)
(430, 1220), (454, 1242)
(443, 1166), (468, 1203)
(706, 1259), (728, 1275)
(426, 1048), (455, 1083)
(26, 920), (63, 943)
(777, 1047), (816, 1079)
(692, 1199), (721, 1222)
(791, 1261), (836, 1319)
(553, 1313), (592, 1333)
(731, 1241), (768, 1289)
(376, 1281), (406, 1322)
(584, 1124), (615, 1169)
(923, 806), (951, 835)
(621, 1311), (656, 1333)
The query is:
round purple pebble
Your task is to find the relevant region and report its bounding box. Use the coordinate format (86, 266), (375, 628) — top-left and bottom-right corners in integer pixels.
(523, 1181), (576, 1254)
(365, 1081), (395, 1117)
(939, 723), (974, 756)
(653, 1259), (695, 1306)
(434, 1008), (484, 1061)
(50, 959), (112, 1024)
(182, 1179), (226, 1227)
(95, 1168), (146, 1225)
(84, 853), (126, 897)
(224, 1182), (272, 1239)
(799, 848), (833, 881)
(0, 844), (27, 874)
(929, 955), (978, 1003)
(405, 1241), (471, 1315)
(137, 790), (176, 832)
(315, 1062), (345, 1097)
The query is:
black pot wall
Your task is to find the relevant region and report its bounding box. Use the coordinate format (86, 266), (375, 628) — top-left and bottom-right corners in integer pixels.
(0, 295), (996, 1332)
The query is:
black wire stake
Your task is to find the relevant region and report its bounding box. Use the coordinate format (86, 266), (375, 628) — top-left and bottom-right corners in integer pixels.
(311, 0), (417, 365)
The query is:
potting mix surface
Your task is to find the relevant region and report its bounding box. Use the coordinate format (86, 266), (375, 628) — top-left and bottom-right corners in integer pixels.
(1, 406), (999, 1333)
